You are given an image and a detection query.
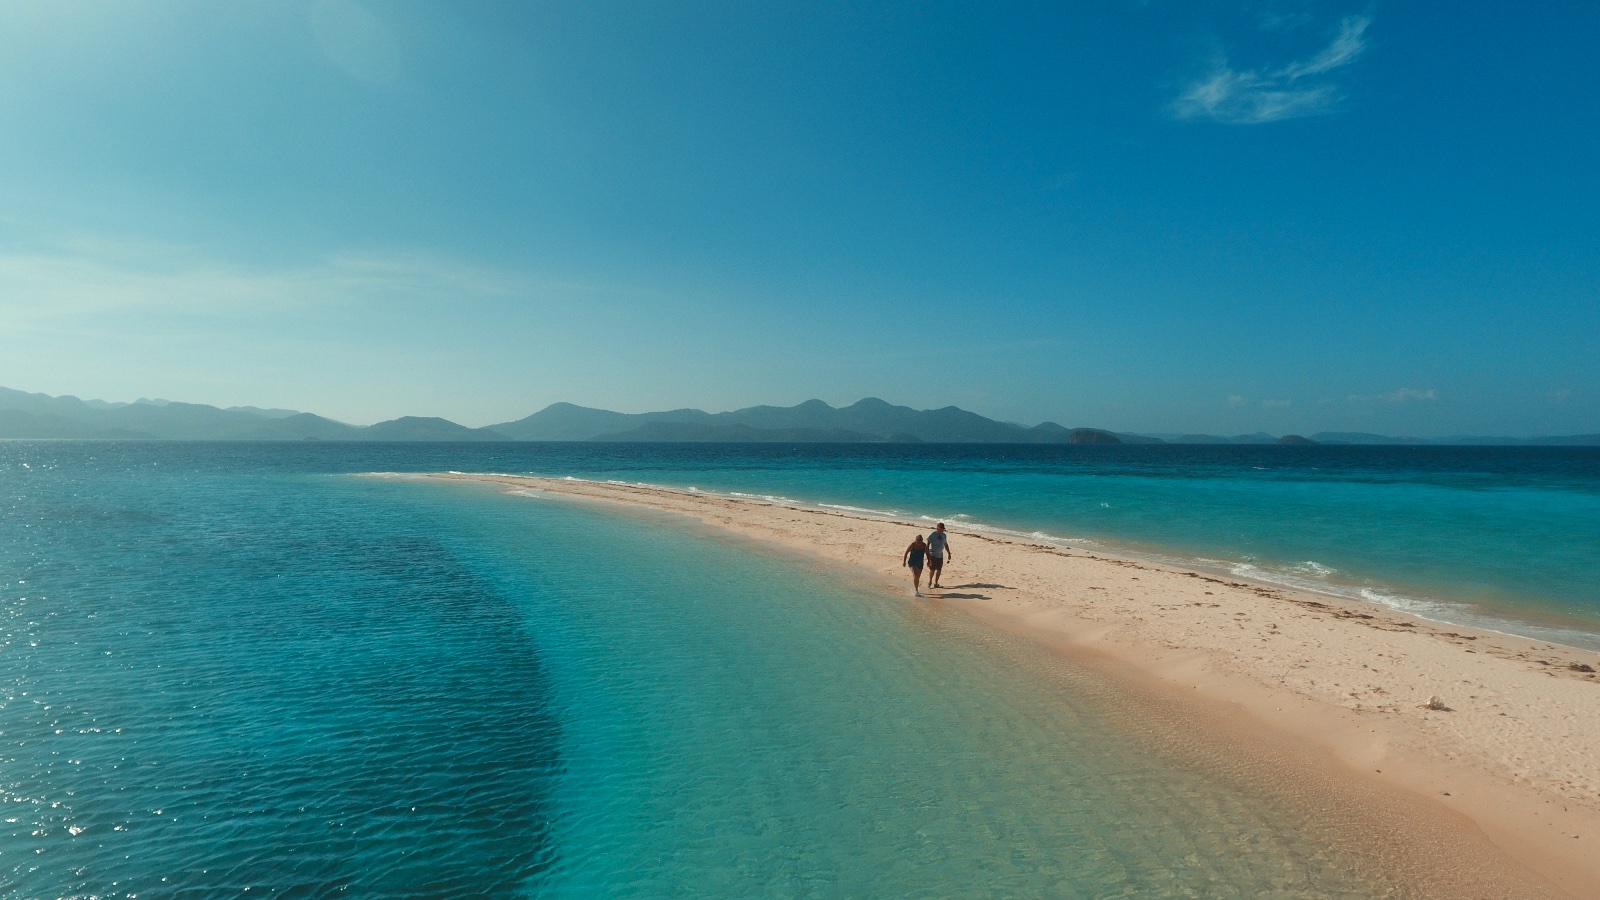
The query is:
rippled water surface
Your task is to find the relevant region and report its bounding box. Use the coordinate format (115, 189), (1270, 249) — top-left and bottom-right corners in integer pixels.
(2, 441), (1592, 895)
(1, 466), (558, 896)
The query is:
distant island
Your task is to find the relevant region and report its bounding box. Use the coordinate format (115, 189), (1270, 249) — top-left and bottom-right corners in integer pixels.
(1, 387), (1595, 445)
(500, 398), (1135, 444)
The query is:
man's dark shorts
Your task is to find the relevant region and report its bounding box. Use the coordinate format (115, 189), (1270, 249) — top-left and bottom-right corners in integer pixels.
(927, 554), (944, 572)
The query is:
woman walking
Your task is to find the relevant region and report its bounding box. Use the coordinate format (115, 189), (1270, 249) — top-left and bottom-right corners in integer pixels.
(902, 534), (929, 596)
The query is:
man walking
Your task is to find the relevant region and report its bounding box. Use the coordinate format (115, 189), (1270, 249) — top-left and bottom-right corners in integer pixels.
(925, 522), (953, 589)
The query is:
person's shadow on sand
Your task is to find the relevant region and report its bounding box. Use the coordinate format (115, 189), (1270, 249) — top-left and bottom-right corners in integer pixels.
(928, 583), (1015, 600)
(926, 583), (1016, 599)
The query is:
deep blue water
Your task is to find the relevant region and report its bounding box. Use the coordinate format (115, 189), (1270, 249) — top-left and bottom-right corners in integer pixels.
(2, 441), (1596, 895)
(1, 455), (560, 895)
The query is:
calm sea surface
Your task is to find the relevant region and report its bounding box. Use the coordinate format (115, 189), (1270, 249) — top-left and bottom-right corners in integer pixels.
(2, 441), (1596, 896)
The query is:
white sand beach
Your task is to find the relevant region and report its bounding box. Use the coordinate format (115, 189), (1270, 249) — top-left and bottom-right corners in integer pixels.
(425, 472), (1600, 897)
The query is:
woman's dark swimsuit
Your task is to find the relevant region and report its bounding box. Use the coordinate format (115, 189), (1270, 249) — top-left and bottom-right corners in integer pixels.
(908, 548), (926, 569)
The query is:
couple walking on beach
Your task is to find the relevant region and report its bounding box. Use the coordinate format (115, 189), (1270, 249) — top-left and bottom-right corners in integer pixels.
(901, 523), (952, 596)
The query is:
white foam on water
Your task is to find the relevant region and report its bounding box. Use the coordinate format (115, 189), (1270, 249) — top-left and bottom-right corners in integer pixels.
(710, 489), (801, 505)
(1215, 561), (1600, 651)
(818, 503), (901, 518)
(1353, 589), (1600, 651)
(1358, 587), (1459, 619)
(1229, 563), (1346, 598)
(1228, 561), (1441, 619)
(1027, 530), (1095, 547)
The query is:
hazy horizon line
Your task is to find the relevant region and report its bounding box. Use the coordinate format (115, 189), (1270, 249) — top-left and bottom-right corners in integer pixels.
(3, 384), (1595, 441)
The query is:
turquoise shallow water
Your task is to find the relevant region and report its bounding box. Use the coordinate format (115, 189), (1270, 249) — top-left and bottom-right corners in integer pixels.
(2, 441), (1595, 895)
(512, 444), (1600, 648)
(429, 481), (1383, 897)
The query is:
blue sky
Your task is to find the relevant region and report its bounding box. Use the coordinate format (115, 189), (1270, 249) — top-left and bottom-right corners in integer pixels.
(1, 1), (1595, 435)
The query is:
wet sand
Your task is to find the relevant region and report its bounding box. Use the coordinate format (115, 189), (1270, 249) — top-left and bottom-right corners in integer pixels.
(420, 472), (1600, 898)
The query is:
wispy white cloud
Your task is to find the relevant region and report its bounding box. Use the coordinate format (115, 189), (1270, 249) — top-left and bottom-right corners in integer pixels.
(1227, 394), (1248, 407)
(1347, 387), (1438, 404)
(1549, 389), (1572, 404)
(1277, 17), (1369, 79)
(1383, 387), (1437, 403)
(1172, 16), (1370, 124)
(1261, 398), (1292, 408)
(0, 239), (543, 327)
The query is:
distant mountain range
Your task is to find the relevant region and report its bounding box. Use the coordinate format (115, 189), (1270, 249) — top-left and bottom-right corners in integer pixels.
(493, 398), (1135, 444)
(1, 387), (1596, 445)
(0, 387), (506, 441)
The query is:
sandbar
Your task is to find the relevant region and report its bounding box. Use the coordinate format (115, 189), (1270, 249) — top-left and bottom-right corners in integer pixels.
(419, 472), (1600, 898)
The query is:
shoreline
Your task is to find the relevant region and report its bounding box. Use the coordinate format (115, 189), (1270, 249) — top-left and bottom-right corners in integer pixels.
(480, 473), (1600, 655)
(413, 472), (1600, 897)
(813, 489), (1600, 655)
